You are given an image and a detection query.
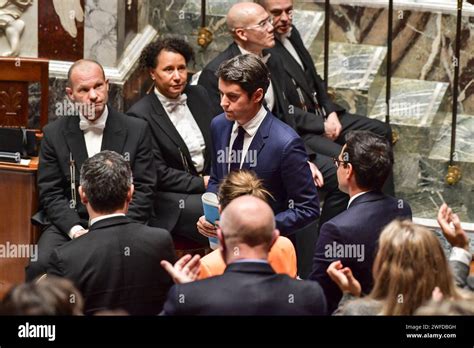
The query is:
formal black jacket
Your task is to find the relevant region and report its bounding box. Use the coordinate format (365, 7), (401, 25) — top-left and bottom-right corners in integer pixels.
(48, 216), (176, 315)
(309, 191), (412, 314)
(37, 106), (155, 234)
(198, 42), (323, 156)
(126, 85), (213, 231)
(162, 262), (327, 315)
(269, 26), (344, 117)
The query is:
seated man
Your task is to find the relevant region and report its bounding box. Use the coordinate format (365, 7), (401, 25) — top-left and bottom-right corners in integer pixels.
(27, 59), (155, 280)
(47, 150), (176, 315)
(196, 54), (319, 241)
(309, 130), (412, 314)
(162, 195), (327, 315)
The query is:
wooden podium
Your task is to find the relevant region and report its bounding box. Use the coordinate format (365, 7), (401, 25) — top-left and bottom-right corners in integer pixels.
(0, 158), (39, 299)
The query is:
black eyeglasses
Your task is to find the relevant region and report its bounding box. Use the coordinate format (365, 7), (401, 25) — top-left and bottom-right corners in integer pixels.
(333, 157), (349, 168)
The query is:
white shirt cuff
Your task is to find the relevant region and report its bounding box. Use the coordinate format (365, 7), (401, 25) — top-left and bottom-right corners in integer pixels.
(68, 225), (84, 239)
(450, 247), (473, 266)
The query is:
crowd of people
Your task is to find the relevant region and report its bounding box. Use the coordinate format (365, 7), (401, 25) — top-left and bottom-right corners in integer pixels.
(2, 0), (472, 316)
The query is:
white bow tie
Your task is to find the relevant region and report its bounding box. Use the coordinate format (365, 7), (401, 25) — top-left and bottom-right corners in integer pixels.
(79, 118), (106, 132)
(161, 94), (187, 114)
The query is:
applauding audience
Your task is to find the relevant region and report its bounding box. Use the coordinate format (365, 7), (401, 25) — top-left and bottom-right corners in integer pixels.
(328, 219), (471, 315)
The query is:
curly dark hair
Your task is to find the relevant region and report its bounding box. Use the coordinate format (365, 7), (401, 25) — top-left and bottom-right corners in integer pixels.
(139, 37), (195, 70)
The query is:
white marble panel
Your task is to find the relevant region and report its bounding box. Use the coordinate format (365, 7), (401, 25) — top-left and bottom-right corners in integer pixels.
(84, 0), (118, 67)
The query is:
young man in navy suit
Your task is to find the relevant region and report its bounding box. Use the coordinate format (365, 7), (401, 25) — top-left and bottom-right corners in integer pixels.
(309, 130), (412, 314)
(197, 54), (319, 242)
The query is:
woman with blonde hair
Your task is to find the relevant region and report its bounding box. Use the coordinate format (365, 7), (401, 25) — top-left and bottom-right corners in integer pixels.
(328, 219), (464, 315)
(198, 169), (298, 279)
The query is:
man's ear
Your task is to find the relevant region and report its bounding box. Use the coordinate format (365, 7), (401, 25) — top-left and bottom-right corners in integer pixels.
(270, 229), (280, 248)
(234, 28), (246, 42)
(126, 184), (134, 203)
(252, 88), (264, 104)
(105, 79), (110, 92)
(66, 87), (74, 101)
(218, 204), (222, 215)
(78, 186), (88, 205)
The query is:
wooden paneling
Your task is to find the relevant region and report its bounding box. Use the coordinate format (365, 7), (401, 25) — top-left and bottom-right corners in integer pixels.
(0, 161), (39, 299)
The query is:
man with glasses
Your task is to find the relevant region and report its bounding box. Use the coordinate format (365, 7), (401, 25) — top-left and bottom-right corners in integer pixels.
(308, 131), (411, 314)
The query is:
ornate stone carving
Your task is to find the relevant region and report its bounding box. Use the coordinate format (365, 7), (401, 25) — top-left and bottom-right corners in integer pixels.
(52, 0), (84, 38)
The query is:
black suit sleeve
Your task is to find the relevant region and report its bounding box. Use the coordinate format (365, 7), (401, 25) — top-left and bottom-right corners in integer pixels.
(198, 68), (223, 116)
(126, 111), (206, 194)
(127, 124), (156, 223)
(38, 128), (82, 235)
(312, 72), (339, 116)
(154, 140), (206, 193)
(47, 249), (65, 278)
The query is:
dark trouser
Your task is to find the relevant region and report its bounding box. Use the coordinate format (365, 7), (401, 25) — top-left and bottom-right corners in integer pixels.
(25, 224), (71, 282)
(150, 193), (208, 247)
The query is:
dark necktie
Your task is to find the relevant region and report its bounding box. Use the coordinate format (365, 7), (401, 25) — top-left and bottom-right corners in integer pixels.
(229, 126), (246, 172)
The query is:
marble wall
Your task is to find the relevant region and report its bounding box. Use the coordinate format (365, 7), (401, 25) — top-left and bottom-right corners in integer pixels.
(315, 4), (474, 114)
(84, 0), (118, 66)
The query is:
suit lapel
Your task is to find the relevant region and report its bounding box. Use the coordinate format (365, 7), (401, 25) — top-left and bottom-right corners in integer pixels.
(274, 40), (314, 99)
(186, 86), (212, 169)
(241, 113), (271, 170)
(148, 93), (194, 166)
(63, 117), (88, 174)
(288, 27), (321, 80)
(101, 107), (127, 154)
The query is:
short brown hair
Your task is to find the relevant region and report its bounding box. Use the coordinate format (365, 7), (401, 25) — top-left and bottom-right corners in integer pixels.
(218, 169), (273, 210)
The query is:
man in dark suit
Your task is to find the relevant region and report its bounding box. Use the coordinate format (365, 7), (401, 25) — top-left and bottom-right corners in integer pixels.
(127, 38), (214, 245)
(27, 59), (155, 280)
(197, 54), (319, 240)
(309, 130), (412, 314)
(47, 150), (175, 315)
(162, 195), (326, 315)
(258, 0), (392, 159)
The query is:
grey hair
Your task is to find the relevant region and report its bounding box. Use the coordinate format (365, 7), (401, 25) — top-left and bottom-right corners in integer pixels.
(80, 150), (133, 213)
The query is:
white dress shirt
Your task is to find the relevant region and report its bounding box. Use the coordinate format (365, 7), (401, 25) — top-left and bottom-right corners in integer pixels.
(228, 105), (267, 171)
(155, 88), (206, 173)
(237, 45), (275, 112)
(79, 106), (109, 158)
(90, 213), (126, 226)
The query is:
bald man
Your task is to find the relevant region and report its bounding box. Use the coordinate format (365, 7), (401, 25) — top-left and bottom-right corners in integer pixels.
(162, 195), (327, 315)
(27, 59), (156, 280)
